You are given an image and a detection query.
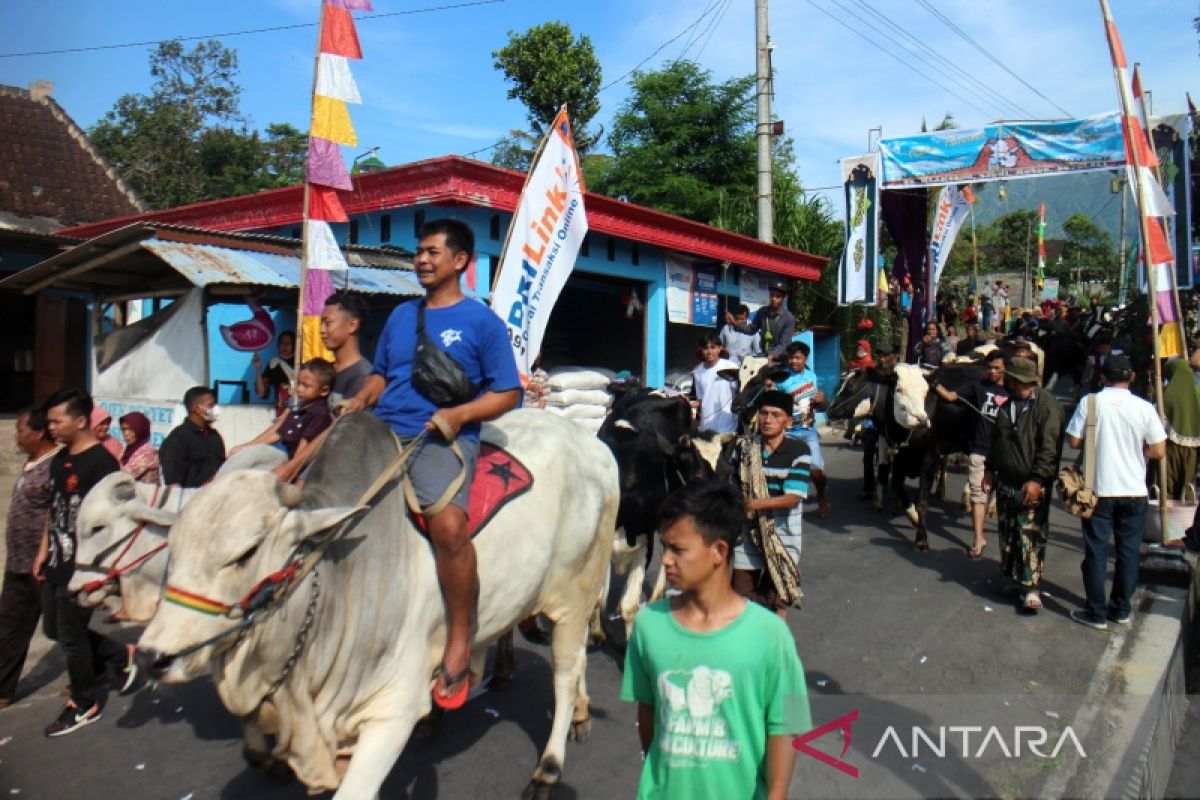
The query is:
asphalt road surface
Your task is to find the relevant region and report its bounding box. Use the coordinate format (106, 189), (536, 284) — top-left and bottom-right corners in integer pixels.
(0, 433), (1166, 798)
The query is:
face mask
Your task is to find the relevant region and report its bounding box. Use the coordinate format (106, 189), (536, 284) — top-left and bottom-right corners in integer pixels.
(203, 405), (221, 423)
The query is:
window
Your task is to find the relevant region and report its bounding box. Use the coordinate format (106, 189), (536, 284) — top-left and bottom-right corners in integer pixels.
(606, 237), (616, 262)
(290, 227), (301, 239)
(489, 214), (501, 241)
(631, 243), (640, 265)
(380, 214), (391, 243)
(349, 220), (359, 244)
(413, 210), (425, 238)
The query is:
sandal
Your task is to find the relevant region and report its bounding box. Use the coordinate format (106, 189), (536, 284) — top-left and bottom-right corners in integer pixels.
(966, 543), (988, 559)
(431, 663), (472, 711)
(1022, 591), (1042, 611)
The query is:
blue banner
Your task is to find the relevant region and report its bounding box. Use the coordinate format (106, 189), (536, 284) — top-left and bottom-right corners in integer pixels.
(879, 113), (1126, 188)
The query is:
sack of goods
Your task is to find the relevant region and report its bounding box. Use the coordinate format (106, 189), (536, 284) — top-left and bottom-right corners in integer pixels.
(543, 366), (615, 436)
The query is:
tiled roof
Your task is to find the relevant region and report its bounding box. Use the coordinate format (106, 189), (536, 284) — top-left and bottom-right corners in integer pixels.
(0, 83), (144, 231)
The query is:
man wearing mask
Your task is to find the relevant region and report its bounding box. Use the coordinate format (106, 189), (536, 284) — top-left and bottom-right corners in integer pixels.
(159, 386), (225, 487)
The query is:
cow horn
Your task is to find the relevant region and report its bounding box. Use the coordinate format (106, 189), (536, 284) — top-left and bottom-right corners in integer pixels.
(614, 419), (638, 432)
(278, 483), (304, 508)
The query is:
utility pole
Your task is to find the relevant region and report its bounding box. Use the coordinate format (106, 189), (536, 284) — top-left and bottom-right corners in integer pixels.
(755, 0), (773, 242)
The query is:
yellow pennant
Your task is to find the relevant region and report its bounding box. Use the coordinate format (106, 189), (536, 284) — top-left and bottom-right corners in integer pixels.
(311, 95), (357, 147)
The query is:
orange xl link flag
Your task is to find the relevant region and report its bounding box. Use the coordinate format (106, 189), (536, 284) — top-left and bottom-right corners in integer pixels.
(1099, 0), (1182, 357)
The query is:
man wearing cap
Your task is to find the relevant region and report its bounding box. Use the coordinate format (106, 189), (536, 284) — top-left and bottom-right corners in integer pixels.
(860, 340), (901, 500)
(1079, 331), (1116, 395)
(727, 282), (796, 363)
(982, 356), (1063, 611)
(732, 389), (810, 615)
(1064, 354), (1166, 630)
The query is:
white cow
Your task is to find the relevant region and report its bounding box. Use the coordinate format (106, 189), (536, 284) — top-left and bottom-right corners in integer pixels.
(69, 446), (288, 619)
(136, 411), (618, 799)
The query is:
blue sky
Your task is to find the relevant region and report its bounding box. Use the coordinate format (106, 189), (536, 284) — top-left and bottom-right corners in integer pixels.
(1, 0), (1196, 212)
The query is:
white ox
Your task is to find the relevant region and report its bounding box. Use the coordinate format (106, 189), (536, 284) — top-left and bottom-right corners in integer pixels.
(68, 446), (288, 619)
(136, 410), (618, 799)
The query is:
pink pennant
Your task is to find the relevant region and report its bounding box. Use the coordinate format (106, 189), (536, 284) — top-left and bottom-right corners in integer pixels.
(326, 0), (372, 9)
(307, 137), (352, 191)
(304, 267), (336, 316)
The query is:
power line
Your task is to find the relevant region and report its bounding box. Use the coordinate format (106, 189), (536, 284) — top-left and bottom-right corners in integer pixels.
(675, 0), (726, 63)
(599, 0), (734, 93)
(806, 0), (995, 119)
(845, 0), (1035, 119)
(0, 0), (506, 59)
(692, 0), (735, 63)
(913, 0), (1072, 117)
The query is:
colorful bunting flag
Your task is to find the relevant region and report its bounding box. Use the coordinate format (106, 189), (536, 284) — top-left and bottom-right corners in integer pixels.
(311, 95), (357, 146)
(1036, 203), (1046, 287)
(307, 137), (353, 190)
(316, 53), (362, 104)
(320, 4), (363, 59)
(305, 219), (350, 272)
(327, 0), (372, 9)
(309, 185), (348, 222)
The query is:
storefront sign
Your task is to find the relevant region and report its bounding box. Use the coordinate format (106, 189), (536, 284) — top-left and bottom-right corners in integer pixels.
(665, 254), (718, 325)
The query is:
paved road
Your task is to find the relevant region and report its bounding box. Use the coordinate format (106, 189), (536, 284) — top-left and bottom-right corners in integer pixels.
(0, 433), (1166, 798)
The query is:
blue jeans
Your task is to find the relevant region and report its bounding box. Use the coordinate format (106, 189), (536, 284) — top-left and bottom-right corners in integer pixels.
(1081, 497), (1148, 620)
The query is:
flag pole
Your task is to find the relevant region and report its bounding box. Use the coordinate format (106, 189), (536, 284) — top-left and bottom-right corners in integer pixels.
(1099, 0), (1170, 536)
(491, 105), (562, 295)
(293, 5), (328, 402)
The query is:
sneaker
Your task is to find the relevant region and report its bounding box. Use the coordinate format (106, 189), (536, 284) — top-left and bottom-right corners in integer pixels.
(1107, 613), (1132, 626)
(44, 700), (102, 737)
(116, 643), (139, 695)
(1070, 610), (1109, 631)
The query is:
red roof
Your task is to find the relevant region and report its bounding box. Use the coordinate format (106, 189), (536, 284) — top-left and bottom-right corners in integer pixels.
(60, 156), (825, 280)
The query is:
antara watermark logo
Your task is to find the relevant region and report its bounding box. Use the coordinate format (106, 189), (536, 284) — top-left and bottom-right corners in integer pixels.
(792, 710), (1087, 779)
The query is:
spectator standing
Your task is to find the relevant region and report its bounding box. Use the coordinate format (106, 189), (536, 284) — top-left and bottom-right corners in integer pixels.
(33, 389), (133, 736)
(159, 387), (225, 488)
(912, 322), (944, 367)
(320, 293), (373, 406)
(956, 323), (982, 356)
(0, 407), (57, 709)
(980, 291), (994, 334)
(944, 324), (960, 356)
(847, 340), (875, 371)
(861, 341), (900, 499)
(118, 412), (159, 484)
(1159, 358), (1200, 499)
(720, 303), (761, 362)
(775, 341), (829, 517)
(692, 333), (739, 434)
(1065, 354), (1166, 630)
(935, 351), (1009, 556)
(253, 330), (296, 416)
(621, 480), (810, 800)
(89, 408), (123, 461)
(983, 357), (1063, 612)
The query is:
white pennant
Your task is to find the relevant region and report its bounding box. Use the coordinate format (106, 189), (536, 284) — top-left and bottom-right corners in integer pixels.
(305, 220), (349, 271)
(315, 53), (362, 104)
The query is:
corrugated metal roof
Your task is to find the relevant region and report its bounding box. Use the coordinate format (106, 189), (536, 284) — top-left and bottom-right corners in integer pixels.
(142, 239), (422, 296)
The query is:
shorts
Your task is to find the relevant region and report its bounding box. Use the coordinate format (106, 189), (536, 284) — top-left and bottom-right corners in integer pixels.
(400, 435), (479, 513)
(733, 523), (801, 572)
(791, 427), (824, 471)
(967, 453), (990, 504)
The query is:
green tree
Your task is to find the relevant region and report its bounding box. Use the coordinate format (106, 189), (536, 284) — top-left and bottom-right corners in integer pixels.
(595, 60), (756, 225)
(980, 209), (1039, 275)
(1060, 212), (1118, 286)
(91, 40), (309, 209)
(491, 22), (603, 170)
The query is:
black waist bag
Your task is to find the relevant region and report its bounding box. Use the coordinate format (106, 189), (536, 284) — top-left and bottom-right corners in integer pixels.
(411, 302), (479, 407)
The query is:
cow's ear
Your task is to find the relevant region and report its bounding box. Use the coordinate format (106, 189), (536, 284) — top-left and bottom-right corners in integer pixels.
(283, 506), (364, 544)
(133, 506), (179, 528)
(107, 473), (137, 504)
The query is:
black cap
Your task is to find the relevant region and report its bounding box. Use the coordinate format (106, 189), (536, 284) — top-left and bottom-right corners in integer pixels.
(1102, 353), (1133, 382)
(758, 389), (794, 416)
(876, 340), (900, 355)
(769, 281), (788, 295)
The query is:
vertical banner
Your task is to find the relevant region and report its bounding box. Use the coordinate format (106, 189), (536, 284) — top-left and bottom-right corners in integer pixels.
(1150, 114), (1194, 289)
(492, 107), (588, 378)
(927, 184), (972, 296)
(740, 268), (771, 313)
(692, 264), (719, 326)
(838, 153), (880, 305)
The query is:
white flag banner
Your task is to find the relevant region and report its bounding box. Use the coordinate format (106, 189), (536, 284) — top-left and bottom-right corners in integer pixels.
(315, 53), (362, 104)
(838, 153), (880, 305)
(928, 184), (971, 293)
(492, 108), (588, 378)
(305, 219), (349, 271)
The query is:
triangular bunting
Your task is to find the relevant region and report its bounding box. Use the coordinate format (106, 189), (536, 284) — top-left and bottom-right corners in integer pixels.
(320, 4), (362, 59)
(307, 137), (352, 191)
(305, 219), (350, 272)
(316, 53), (361, 104)
(327, 0), (372, 10)
(309, 185), (349, 222)
(311, 95), (357, 146)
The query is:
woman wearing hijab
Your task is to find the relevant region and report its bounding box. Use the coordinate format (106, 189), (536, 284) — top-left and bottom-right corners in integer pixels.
(90, 407), (124, 460)
(119, 412), (160, 484)
(847, 340), (875, 371)
(1161, 358), (1200, 499)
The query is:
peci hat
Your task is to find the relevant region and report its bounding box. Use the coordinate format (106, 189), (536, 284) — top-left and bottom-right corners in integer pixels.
(769, 281), (789, 295)
(1101, 353), (1133, 382)
(1005, 356), (1040, 385)
(758, 389), (795, 417)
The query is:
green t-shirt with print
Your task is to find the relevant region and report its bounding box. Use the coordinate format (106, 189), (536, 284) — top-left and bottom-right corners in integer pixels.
(621, 598), (812, 800)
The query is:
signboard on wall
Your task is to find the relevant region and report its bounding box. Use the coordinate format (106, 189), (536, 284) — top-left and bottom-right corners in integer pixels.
(665, 253), (719, 326)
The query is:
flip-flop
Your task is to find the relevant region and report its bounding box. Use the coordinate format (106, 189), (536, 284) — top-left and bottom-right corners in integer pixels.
(1022, 592), (1043, 611)
(966, 544), (988, 559)
(431, 663), (472, 711)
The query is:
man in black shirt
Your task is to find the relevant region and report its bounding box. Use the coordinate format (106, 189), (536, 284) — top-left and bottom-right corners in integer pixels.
(321, 291), (373, 407)
(860, 340), (900, 499)
(159, 386), (225, 487)
(934, 351), (1009, 556)
(33, 388), (130, 737)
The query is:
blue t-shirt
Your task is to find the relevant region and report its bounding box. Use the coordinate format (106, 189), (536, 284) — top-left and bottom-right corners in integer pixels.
(372, 298), (520, 440)
(776, 368), (819, 432)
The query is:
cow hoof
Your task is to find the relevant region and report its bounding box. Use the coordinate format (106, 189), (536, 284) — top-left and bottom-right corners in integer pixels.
(904, 505), (920, 526)
(569, 716), (592, 742)
(522, 782), (557, 800)
(914, 538), (929, 552)
(265, 758), (293, 781)
(242, 747), (271, 770)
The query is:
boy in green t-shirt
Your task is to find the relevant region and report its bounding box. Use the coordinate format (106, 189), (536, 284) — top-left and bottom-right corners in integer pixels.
(621, 481), (812, 800)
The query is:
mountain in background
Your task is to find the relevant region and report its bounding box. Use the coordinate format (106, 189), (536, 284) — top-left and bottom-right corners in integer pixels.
(966, 169), (1140, 244)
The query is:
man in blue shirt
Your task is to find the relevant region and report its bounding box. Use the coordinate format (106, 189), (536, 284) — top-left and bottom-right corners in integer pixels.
(345, 219), (521, 710)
